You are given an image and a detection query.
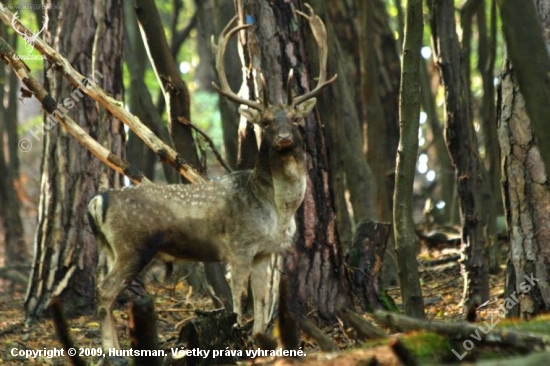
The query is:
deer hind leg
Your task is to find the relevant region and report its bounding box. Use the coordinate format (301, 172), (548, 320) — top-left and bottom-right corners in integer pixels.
(250, 255), (277, 335)
(96, 256), (147, 350)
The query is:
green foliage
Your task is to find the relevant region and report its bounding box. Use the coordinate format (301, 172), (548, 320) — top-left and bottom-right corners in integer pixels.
(17, 113), (42, 135)
(191, 91), (224, 169)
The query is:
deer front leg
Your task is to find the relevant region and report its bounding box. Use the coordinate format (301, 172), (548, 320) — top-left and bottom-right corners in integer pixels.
(250, 254), (275, 335)
(227, 255), (253, 328)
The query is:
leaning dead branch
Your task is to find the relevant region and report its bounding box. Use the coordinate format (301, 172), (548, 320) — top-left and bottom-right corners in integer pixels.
(0, 36), (150, 185)
(0, 4), (205, 184)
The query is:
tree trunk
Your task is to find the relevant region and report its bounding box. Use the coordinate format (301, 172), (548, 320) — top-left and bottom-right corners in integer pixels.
(25, 0), (124, 318)
(124, 0), (157, 181)
(134, 0), (203, 177)
(428, 0), (489, 312)
(0, 23), (27, 275)
(419, 58), (457, 225)
(357, 0), (400, 224)
(393, 0), (425, 318)
(195, 0), (241, 170)
(497, 0), (550, 317)
(498, 0), (550, 178)
(309, 0), (377, 246)
(0, 64), (26, 273)
(241, 0), (350, 322)
(477, 0), (501, 274)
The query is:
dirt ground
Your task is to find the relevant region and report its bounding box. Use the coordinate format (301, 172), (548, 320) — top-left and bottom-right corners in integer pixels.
(0, 243), (509, 365)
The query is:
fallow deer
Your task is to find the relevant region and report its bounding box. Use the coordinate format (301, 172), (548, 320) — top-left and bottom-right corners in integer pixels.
(87, 4), (336, 350)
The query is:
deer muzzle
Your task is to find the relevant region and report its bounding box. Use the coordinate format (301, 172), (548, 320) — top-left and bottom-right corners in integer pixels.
(275, 132), (294, 150)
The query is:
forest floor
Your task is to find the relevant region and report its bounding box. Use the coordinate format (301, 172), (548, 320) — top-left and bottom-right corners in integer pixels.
(0, 241), (513, 365)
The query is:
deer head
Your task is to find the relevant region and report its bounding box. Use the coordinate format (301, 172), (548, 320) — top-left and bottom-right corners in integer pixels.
(11, 11), (49, 54)
(210, 4), (337, 144)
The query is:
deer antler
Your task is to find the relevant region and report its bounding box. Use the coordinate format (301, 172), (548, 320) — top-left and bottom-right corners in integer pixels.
(30, 14), (49, 41)
(211, 16), (265, 111)
(11, 12), (28, 39)
(291, 4), (338, 107)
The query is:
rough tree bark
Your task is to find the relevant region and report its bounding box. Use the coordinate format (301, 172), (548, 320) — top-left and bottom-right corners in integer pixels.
(25, 0), (124, 317)
(393, 0), (425, 318)
(498, 0), (550, 178)
(241, 0), (350, 322)
(428, 0), (489, 312)
(497, 0), (550, 317)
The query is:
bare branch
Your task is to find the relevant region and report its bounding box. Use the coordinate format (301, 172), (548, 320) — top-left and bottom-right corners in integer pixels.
(181, 118), (233, 173)
(0, 5), (205, 184)
(0, 36), (150, 185)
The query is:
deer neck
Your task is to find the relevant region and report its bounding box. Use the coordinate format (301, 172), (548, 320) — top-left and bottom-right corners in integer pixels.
(251, 140), (306, 226)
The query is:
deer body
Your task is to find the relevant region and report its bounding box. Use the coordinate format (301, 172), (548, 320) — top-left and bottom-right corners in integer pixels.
(90, 131), (307, 266)
(89, 4), (335, 350)
(90, 165), (304, 265)
(89, 105), (311, 350)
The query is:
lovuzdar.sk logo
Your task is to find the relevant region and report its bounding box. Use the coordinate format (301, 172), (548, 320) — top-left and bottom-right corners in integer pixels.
(11, 10), (48, 60)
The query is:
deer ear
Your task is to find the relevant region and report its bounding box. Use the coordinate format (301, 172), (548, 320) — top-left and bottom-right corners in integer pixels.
(295, 98), (317, 119)
(238, 107), (262, 124)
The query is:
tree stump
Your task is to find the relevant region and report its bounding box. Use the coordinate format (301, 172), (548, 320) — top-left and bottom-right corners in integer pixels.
(172, 310), (247, 366)
(345, 221), (396, 311)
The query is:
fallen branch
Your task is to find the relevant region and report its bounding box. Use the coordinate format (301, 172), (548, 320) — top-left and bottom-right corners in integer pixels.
(374, 310), (550, 352)
(296, 316), (338, 352)
(339, 310), (389, 340)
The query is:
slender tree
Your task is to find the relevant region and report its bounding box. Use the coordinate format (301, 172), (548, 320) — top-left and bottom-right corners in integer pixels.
(393, 0), (424, 318)
(428, 0), (489, 312)
(478, 0), (501, 274)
